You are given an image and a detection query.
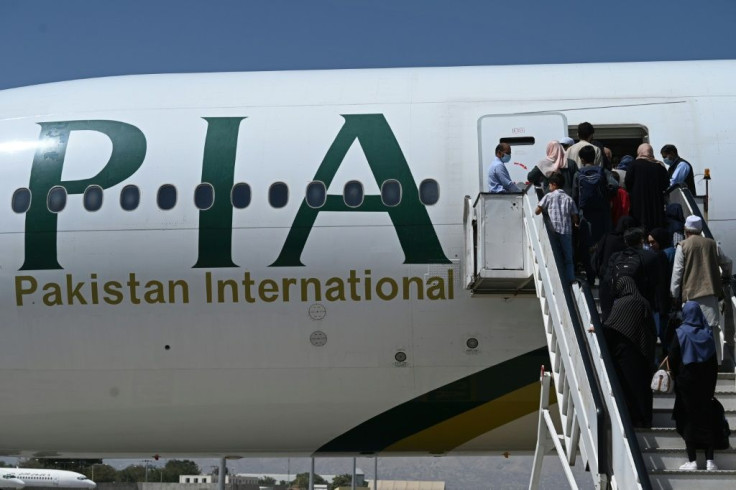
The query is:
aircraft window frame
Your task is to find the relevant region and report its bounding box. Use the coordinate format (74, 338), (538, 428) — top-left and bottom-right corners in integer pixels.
(11, 187), (31, 214)
(268, 181), (289, 209)
(47, 185), (67, 213)
(157, 184), (178, 211)
(83, 185), (104, 212)
(231, 182), (251, 209)
(419, 178), (440, 206)
(343, 180), (364, 208)
(194, 182), (215, 210)
(120, 184), (140, 211)
(380, 179), (402, 207)
(305, 181), (327, 209)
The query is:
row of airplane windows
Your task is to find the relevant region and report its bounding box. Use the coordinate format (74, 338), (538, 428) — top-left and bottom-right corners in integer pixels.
(10, 179), (441, 214)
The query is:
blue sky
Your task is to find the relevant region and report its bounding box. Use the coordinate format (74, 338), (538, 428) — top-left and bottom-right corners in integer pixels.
(1, 0), (735, 90)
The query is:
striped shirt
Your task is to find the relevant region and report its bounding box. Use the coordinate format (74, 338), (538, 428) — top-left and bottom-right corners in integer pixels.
(538, 189), (578, 235)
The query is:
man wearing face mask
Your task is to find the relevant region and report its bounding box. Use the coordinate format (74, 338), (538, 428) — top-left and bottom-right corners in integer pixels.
(661, 144), (696, 194)
(488, 142), (522, 193)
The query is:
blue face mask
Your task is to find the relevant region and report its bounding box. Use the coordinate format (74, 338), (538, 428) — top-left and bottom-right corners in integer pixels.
(664, 157), (673, 166)
(501, 153), (511, 163)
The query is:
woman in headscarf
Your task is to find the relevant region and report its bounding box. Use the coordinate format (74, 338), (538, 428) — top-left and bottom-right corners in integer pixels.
(668, 301), (719, 471)
(527, 141), (576, 195)
(665, 202), (686, 247)
(595, 216), (637, 321)
(604, 276), (657, 428)
(625, 144), (670, 232)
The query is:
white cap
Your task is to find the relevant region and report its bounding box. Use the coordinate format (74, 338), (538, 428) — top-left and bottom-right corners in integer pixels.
(560, 137), (574, 146)
(684, 215), (703, 233)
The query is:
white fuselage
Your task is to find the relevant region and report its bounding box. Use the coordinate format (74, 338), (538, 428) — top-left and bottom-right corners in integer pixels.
(0, 469), (95, 489)
(0, 60), (734, 457)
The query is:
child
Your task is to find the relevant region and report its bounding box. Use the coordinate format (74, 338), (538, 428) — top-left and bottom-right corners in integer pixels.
(536, 172), (580, 283)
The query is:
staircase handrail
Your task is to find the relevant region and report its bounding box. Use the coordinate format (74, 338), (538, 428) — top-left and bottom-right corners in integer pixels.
(521, 187), (606, 484)
(572, 282), (653, 490)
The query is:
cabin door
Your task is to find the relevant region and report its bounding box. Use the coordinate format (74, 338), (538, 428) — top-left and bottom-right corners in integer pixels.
(478, 112), (568, 192)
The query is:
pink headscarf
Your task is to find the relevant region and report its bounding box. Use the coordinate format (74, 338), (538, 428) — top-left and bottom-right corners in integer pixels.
(536, 141), (568, 177)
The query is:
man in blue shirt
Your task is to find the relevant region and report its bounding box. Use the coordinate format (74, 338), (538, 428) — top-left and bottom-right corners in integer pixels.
(661, 144), (696, 194)
(488, 143), (522, 193)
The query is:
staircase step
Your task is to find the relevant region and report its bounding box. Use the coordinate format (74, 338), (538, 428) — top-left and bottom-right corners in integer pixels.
(653, 391), (736, 411)
(642, 448), (736, 471)
(717, 372), (735, 391)
(652, 408), (736, 428)
(648, 469), (736, 489)
(636, 427), (736, 450)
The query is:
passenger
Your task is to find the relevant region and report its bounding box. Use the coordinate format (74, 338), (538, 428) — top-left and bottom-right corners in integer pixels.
(535, 172), (579, 283)
(668, 301), (718, 471)
(592, 140), (612, 170)
(603, 276), (656, 428)
(559, 136), (575, 151)
(610, 172), (630, 229)
(604, 147), (613, 168)
(605, 228), (666, 322)
(665, 203), (686, 247)
(527, 141), (578, 196)
(661, 144), (697, 195)
(595, 216), (637, 321)
(649, 227), (676, 349)
(613, 155), (633, 190)
(488, 142), (522, 193)
(625, 143), (669, 232)
(670, 215), (724, 364)
(572, 145), (615, 247)
(649, 228), (676, 265)
(565, 122), (603, 167)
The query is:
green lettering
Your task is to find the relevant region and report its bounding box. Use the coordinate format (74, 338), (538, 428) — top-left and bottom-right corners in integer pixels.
(21, 121), (146, 270)
(271, 114), (449, 266)
(193, 117), (246, 268)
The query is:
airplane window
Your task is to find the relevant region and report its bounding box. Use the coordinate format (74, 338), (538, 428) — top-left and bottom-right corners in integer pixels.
(269, 182), (288, 208)
(306, 181), (326, 208)
(83, 185), (104, 212)
(194, 183), (214, 210)
(47, 186), (67, 213)
(120, 185), (140, 211)
(343, 180), (363, 207)
(11, 188), (31, 213)
(419, 179), (440, 205)
(381, 180), (402, 207)
(157, 184), (177, 210)
(231, 182), (251, 209)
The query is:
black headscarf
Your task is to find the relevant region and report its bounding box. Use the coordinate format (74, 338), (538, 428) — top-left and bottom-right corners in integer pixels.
(604, 276), (656, 360)
(666, 203), (685, 236)
(649, 227), (672, 249)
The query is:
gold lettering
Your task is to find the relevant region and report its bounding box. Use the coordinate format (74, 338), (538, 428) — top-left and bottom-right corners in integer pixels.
(15, 276), (37, 306)
(258, 279), (279, 302)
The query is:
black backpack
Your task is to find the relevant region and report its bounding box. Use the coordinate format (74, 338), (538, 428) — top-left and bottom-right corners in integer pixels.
(578, 166), (607, 209)
(610, 248), (644, 289)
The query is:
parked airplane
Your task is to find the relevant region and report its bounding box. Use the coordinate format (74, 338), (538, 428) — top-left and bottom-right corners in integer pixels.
(0, 60), (733, 458)
(0, 468), (95, 488)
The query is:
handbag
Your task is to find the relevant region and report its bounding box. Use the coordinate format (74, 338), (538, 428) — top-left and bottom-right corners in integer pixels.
(651, 357), (674, 394)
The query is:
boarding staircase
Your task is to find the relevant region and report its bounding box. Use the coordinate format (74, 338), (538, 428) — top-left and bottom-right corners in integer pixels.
(463, 186), (736, 489)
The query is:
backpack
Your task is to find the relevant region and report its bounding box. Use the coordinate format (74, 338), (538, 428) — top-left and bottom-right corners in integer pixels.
(578, 166), (607, 209)
(610, 248), (645, 290)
